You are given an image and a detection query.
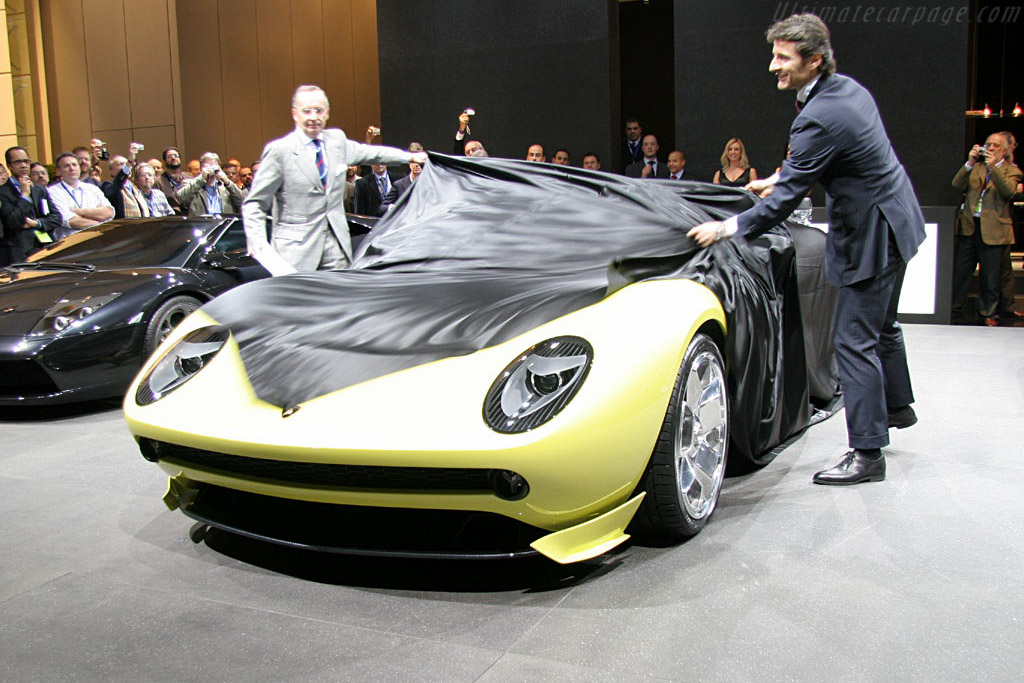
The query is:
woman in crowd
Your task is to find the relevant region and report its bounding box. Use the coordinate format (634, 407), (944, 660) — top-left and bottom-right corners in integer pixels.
(713, 137), (758, 187)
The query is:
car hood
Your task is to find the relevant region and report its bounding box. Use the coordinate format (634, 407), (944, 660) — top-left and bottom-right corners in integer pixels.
(202, 155), (821, 463)
(0, 267), (172, 336)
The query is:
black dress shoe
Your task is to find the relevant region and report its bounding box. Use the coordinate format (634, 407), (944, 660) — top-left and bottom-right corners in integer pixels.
(812, 450), (886, 485)
(887, 405), (917, 429)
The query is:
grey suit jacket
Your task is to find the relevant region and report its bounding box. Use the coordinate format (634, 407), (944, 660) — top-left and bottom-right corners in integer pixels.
(243, 127), (412, 271)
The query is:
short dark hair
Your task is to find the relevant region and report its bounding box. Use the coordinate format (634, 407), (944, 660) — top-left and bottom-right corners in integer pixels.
(5, 146), (27, 165)
(55, 152), (78, 166)
(766, 13), (836, 76)
(582, 152), (600, 162)
(162, 147), (180, 162)
(72, 145), (90, 156)
(555, 148), (570, 159)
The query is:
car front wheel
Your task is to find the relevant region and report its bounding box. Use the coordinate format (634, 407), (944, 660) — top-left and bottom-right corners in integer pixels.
(143, 295), (202, 357)
(632, 332), (729, 541)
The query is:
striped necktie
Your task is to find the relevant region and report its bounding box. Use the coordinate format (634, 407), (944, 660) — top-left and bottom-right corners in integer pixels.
(313, 138), (327, 189)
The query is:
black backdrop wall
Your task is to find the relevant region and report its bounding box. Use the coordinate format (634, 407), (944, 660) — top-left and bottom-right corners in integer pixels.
(376, 0), (619, 166)
(674, 0), (968, 205)
(378, 0), (968, 206)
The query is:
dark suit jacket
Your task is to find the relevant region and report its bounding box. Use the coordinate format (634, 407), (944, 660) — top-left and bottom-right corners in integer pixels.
(101, 167), (130, 219)
(0, 180), (63, 266)
(625, 159), (670, 179)
(379, 175), (415, 215)
(735, 73), (926, 286)
(622, 139), (643, 171)
(353, 173), (391, 217)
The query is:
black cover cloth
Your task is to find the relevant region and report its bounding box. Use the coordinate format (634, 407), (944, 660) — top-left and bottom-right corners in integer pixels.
(206, 154), (836, 465)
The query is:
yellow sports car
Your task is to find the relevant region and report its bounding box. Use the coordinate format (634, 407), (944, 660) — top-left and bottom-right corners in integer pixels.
(124, 155), (837, 564)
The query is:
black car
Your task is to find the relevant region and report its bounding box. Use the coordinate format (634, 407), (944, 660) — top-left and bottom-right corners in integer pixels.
(0, 216), (269, 405)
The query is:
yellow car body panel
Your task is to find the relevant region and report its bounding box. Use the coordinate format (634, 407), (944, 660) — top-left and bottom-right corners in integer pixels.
(125, 279), (725, 559)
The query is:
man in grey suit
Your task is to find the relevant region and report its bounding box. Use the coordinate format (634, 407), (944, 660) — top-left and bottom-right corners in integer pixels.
(243, 85), (426, 273)
(689, 13), (926, 486)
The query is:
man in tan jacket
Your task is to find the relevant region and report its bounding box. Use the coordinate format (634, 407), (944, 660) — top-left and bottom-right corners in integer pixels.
(952, 132), (1022, 325)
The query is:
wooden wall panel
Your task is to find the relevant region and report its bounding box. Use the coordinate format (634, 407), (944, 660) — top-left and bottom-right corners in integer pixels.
(39, 0), (91, 155)
(218, 0), (262, 162)
(39, 0), (382, 170)
(82, 0), (131, 132)
(255, 0), (295, 142)
(124, 0), (176, 129)
(290, 0), (325, 87)
(132, 125), (178, 160)
(350, 0), (380, 135)
(322, 0), (356, 134)
(91, 127), (132, 176)
(0, 73), (17, 141)
(176, 0), (226, 159)
(0, 6), (13, 73)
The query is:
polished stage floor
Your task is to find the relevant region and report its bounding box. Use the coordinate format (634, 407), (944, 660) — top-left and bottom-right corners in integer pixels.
(1, 324), (1021, 681)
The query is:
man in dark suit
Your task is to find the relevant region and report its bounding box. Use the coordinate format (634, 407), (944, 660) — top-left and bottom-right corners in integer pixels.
(625, 135), (670, 178)
(0, 148), (62, 266)
(353, 164), (394, 217)
(621, 118), (644, 172)
(689, 13), (926, 485)
(379, 143), (424, 215)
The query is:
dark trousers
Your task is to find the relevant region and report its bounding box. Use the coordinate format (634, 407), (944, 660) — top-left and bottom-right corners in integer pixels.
(998, 244), (1016, 314)
(952, 220), (1006, 317)
(834, 237), (914, 450)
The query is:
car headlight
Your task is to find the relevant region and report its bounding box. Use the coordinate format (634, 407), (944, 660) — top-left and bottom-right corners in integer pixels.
(31, 292), (122, 335)
(483, 336), (593, 434)
(135, 325), (230, 406)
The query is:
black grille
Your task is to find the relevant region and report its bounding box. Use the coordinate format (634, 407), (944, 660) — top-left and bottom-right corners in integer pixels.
(0, 359), (58, 395)
(146, 439), (494, 491)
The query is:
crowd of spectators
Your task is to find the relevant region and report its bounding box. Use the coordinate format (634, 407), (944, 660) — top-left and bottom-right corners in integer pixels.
(2, 110), (1021, 324)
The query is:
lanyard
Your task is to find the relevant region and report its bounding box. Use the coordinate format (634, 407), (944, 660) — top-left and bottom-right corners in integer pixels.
(61, 181), (82, 208)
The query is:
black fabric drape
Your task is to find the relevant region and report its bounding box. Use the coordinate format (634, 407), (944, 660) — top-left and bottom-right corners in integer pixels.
(204, 154), (837, 466)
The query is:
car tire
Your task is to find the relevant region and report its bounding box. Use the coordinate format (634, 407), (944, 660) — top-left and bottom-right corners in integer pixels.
(632, 332), (729, 541)
(143, 295), (202, 357)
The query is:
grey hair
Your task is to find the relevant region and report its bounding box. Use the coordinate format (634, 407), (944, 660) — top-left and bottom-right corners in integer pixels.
(292, 85), (329, 108)
(199, 152), (221, 166)
(767, 13), (837, 76)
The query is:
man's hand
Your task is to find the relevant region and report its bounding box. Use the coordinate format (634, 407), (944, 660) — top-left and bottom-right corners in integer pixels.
(458, 112), (470, 132)
(687, 221), (726, 248)
(641, 163), (653, 178)
(128, 142), (143, 163)
(365, 125), (380, 143)
(22, 216), (38, 229)
(18, 176), (31, 197)
(410, 152), (428, 165)
(745, 177), (775, 198)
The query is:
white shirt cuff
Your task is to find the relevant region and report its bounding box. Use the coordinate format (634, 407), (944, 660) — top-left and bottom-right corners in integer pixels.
(723, 216), (738, 237)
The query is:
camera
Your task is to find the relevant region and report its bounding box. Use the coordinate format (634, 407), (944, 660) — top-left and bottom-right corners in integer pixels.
(100, 147), (110, 161)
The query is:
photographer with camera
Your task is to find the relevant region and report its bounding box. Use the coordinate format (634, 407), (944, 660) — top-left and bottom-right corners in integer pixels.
(176, 152), (245, 217)
(951, 133), (1022, 326)
(101, 142), (144, 218)
(453, 109), (487, 156)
